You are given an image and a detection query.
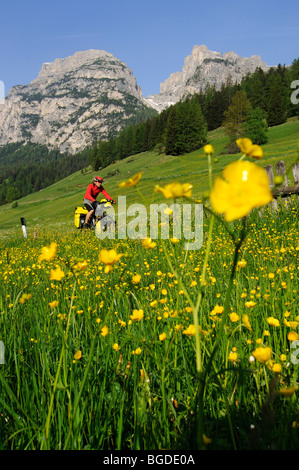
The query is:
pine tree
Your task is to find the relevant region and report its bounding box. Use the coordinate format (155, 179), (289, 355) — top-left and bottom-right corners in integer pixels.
(222, 90), (251, 152)
(245, 107), (268, 144)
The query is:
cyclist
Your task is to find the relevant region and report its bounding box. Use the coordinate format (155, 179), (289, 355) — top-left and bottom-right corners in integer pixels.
(83, 176), (115, 226)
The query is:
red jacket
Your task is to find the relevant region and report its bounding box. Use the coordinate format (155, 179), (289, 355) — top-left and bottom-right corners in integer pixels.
(84, 183), (112, 202)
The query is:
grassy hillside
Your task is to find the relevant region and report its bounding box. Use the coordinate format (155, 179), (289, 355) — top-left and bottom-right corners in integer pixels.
(0, 118), (298, 239)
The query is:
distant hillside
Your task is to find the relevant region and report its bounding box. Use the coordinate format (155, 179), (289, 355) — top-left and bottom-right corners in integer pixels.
(1, 118), (298, 237)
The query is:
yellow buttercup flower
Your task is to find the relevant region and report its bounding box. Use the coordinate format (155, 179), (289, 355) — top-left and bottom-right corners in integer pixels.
(19, 293), (32, 304)
(228, 351), (238, 362)
(119, 172), (143, 188)
(159, 332), (167, 341)
(278, 386), (296, 397)
(112, 343), (121, 351)
(237, 259), (247, 268)
(132, 347), (142, 355)
(130, 309), (144, 321)
(154, 182), (192, 199)
(142, 238), (157, 249)
(38, 242), (57, 262)
(210, 160), (273, 222)
(236, 138), (264, 160)
(48, 300), (59, 308)
(229, 312), (240, 323)
(73, 260), (88, 272)
(74, 350), (82, 360)
(101, 326), (109, 337)
(267, 316), (280, 327)
(132, 274), (141, 284)
(252, 346), (272, 363)
(49, 266), (65, 281)
(204, 144), (214, 155)
(99, 249), (122, 273)
(288, 331), (299, 342)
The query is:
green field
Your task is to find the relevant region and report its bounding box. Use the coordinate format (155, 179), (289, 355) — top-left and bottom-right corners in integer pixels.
(0, 120), (299, 451)
(0, 118), (298, 237)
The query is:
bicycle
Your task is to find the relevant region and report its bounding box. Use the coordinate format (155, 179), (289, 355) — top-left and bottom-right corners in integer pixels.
(74, 199), (116, 234)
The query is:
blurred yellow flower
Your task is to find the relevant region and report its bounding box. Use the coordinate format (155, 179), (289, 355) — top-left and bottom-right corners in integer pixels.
(229, 312), (240, 322)
(38, 242), (57, 262)
(74, 350), (82, 360)
(228, 351), (238, 362)
(132, 274), (141, 284)
(288, 331), (299, 341)
(130, 309), (144, 321)
(203, 434), (212, 445)
(159, 332), (167, 341)
(49, 266), (65, 281)
(236, 138), (264, 160)
(204, 144), (214, 155)
(132, 347), (142, 355)
(73, 260), (88, 271)
(119, 172), (143, 188)
(19, 293), (32, 304)
(210, 160), (273, 222)
(242, 314), (252, 331)
(101, 326), (109, 337)
(154, 182), (192, 199)
(142, 238), (157, 249)
(272, 363), (282, 373)
(237, 259), (247, 268)
(267, 316), (280, 327)
(49, 300), (59, 308)
(278, 386), (296, 397)
(99, 249), (122, 273)
(252, 346), (272, 363)
(112, 343), (121, 351)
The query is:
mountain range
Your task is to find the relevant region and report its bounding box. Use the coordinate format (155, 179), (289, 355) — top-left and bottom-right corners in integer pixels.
(0, 45), (270, 154)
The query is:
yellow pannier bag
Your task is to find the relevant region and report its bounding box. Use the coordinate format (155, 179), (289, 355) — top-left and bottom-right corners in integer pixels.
(74, 206), (88, 228)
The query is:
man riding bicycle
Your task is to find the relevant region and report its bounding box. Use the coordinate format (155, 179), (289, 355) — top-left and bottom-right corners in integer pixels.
(83, 176), (115, 227)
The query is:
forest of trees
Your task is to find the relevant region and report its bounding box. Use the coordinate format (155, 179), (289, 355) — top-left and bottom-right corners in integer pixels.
(1, 57), (298, 205)
(0, 143), (90, 205)
(89, 58), (299, 170)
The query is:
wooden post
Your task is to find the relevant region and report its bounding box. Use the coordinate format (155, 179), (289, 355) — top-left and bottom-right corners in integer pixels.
(293, 162), (299, 185)
(275, 160), (290, 188)
(264, 165), (277, 210)
(264, 165), (275, 188)
(20, 217), (27, 238)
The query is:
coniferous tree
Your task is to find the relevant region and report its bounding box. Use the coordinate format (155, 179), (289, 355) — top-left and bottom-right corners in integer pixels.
(245, 107), (268, 144)
(222, 90), (251, 152)
(267, 77), (288, 126)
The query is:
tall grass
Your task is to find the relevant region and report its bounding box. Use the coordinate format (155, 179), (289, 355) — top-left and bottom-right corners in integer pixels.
(0, 191), (298, 450)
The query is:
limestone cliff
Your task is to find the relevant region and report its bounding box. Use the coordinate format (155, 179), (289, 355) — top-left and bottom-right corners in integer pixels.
(0, 50), (153, 154)
(144, 45), (270, 111)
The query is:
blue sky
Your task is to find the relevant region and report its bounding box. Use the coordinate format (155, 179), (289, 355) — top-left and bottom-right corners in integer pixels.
(1, 0), (299, 98)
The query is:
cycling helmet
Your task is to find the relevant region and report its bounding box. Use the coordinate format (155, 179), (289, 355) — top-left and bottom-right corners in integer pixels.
(94, 176), (103, 183)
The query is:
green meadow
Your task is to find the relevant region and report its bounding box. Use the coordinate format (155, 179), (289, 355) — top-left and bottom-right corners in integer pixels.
(0, 119), (299, 450)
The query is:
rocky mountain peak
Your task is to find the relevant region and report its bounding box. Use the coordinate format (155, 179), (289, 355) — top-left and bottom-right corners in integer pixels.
(144, 45), (269, 111)
(0, 49), (150, 154)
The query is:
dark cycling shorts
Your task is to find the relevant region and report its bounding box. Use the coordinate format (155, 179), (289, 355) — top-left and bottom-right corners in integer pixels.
(83, 199), (94, 212)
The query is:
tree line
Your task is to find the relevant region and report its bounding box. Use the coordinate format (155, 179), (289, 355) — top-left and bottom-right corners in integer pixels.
(1, 57), (298, 205)
(0, 142), (89, 205)
(89, 58), (299, 170)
